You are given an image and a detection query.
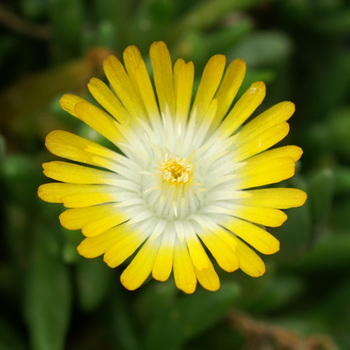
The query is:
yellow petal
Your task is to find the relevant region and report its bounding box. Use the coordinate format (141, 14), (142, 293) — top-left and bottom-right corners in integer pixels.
(59, 203), (116, 230)
(210, 58), (246, 130)
(88, 77), (131, 125)
(218, 81), (266, 137)
(174, 58), (194, 126)
(213, 226), (238, 252)
(38, 183), (114, 203)
(272, 145), (303, 162)
(234, 122), (290, 162)
(192, 99), (218, 150)
(173, 239), (197, 294)
(231, 205), (287, 227)
(186, 232), (211, 270)
(103, 55), (146, 120)
(243, 146), (303, 169)
(120, 238), (160, 291)
(190, 54), (226, 124)
(240, 101), (295, 137)
(233, 236), (266, 277)
(236, 188), (307, 209)
(197, 230), (239, 272)
(61, 191), (117, 208)
(152, 235), (175, 281)
(77, 226), (125, 258)
(123, 45), (161, 124)
(194, 260), (220, 292)
(59, 94), (84, 117)
(84, 143), (138, 169)
(45, 130), (120, 168)
(82, 213), (128, 237)
(42, 161), (118, 185)
(237, 157), (296, 190)
(150, 41), (175, 117)
(90, 156), (140, 181)
(236, 146), (303, 186)
(224, 217), (280, 255)
(103, 228), (146, 268)
(74, 100), (123, 145)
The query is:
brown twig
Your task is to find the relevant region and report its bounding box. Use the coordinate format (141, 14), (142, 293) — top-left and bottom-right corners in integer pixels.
(0, 4), (50, 40)
(227, 309), (338, 350)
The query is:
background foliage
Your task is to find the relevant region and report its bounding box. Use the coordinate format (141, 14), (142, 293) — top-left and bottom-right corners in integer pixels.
(1, 0), (350, 349)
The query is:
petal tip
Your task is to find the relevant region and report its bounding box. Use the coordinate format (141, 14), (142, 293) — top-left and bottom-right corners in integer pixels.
(233, 57), (246, 66)
(149, 41), (170, 58)
(252, 81), (266, 93)
(294, 189), (308, 206)
(59, 94), (84, 116)
(37, 185), (45, 200)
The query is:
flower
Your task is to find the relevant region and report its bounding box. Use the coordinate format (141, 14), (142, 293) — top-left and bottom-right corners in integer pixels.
(38, 41), (307, 294)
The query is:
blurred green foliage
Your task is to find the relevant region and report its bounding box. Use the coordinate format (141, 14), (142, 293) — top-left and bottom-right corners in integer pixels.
(1, 0), (350, 349)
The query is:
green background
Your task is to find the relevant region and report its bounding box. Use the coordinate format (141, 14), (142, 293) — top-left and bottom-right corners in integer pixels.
(1, 0), (350, 349)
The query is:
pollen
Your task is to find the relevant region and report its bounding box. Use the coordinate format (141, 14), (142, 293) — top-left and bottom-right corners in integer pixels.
(160, 154), (193, 184)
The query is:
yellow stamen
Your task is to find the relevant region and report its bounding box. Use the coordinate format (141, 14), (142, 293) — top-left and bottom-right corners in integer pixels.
(160, 154), (193, 184)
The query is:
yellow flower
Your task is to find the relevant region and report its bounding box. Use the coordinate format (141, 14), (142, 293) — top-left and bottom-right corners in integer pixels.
(38, 41), (307, 294)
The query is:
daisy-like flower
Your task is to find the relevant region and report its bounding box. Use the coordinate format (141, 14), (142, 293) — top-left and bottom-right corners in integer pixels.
(38, 41), (307, 294)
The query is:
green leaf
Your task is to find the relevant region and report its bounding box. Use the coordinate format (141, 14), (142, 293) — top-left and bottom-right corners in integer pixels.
(76, 258), (113, 311)
(24, 226), (72, 350)
(334, 166), (350, 194)
(314, 278), (350, 335)
(331, 196), (350, 230)
(49, 0), (85, 61)
(242, 276), (304, 314)
(61, 226), (84, 264)
(1, 154), (41, 207)
(148, 0), (178, 23)
(172, 0), (265, 38)
(229, 31), (293, 67)
(0, 135), (5, 165)
(274, 177), (312, 262)
(0, 316), (27, 350)
(144, 282), (241, 350)
(94, 0), (132, 47)
(104, 282), (140, 350)
(136, 279), (178, 321)
(96, 20), (118, 49)
(328, 108), (350, 159)
(20, 0), (48, 20)
(302, 53), (350, 119)
(2, 203), (30, 266)
(301, 231), (350, 272)
(173, 18), (252, 67)
(314, 10), (350, 36)
(307, 168), (334, 236)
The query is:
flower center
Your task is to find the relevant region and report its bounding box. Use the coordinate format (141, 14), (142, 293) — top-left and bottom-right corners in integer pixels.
(160, 154), (193, 184)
